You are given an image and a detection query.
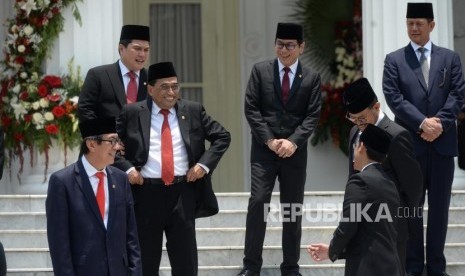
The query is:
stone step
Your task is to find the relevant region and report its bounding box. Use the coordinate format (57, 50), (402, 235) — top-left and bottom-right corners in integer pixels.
(6, 244), (465, 271)
(2, 191), (464, 212)
(2, 206), (465, 232)
(6, 261), (465, 276)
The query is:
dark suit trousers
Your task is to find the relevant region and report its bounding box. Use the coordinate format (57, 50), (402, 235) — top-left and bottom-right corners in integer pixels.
(243, 140), (307, 274)
(0, 242), (6, 276)
(131, 180), (197, 276)
(406, 146), (454, 275)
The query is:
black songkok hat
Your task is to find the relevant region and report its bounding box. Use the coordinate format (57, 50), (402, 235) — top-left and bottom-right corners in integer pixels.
(275, 23), (304, 41)
(79, 117), (116, 138)
(148, 62), (177, 84)
(120, 25), (150, 42)
(343, 78), (378, 114)
(360, 124), (392, 155)
(406, 3), (434, 19)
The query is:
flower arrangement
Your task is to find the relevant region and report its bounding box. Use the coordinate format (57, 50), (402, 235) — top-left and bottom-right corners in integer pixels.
(0, 0), (82, 179)
(309, 0), (363, 156)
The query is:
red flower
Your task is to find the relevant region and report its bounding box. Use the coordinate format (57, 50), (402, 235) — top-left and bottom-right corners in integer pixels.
(24, 114), (32, 122)
(42, 75), (62, 88)
(38, 84), (48, 97)
(19, 91), (29, 100)
(1, 116), (12, 128)
(15, 56), (25, 64)
(45, 124), (59, 135)
(14, 133), (24, 141)
(47, 93), (61, 102)
(52, 106), (66, 118)
(51, 7), (60, 15)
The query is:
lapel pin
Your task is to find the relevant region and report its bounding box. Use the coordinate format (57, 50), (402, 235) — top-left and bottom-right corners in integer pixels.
(143, 82), (147, 86)
(182, 115), (186, 120)
(299, 74), (302, 78)
(112, 184), (116, 189)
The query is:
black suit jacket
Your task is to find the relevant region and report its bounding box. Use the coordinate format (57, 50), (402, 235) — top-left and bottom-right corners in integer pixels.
(244, 59), (321, 155)
(114, 98), (231, 218)
(46, 159), (142, 276)
(348, 116), (423, 241)
(329, 163), (401, 276)
(78, 61), (148, 122)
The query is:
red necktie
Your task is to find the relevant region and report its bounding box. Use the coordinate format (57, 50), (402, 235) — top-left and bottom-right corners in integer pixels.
(127, 71), (138, 103)
(160, 109), (174, 185)
(94, 171), (105, 219)
(282, 67), (290, 104)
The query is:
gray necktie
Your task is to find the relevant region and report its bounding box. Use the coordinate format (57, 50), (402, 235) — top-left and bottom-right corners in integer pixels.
(419, 47), (429, 87)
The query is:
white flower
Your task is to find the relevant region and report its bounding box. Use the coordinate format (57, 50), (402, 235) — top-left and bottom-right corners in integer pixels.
(23, 25), (34, 36)
(31, 72), (39, 80)
(32, 101), (40, 110)
(12, 84), (21, 94)
(32, 112), (44, 125)
(39, 98), (49, 108)
(69, 96), (79, 104)
(20, 72), (28, 79)
(10, 25), (18, 34)
(44, 112), (54, 121)
(17, 45), (26, 53)
(21, 0), (38, 17)
(11, 101), (28, 120)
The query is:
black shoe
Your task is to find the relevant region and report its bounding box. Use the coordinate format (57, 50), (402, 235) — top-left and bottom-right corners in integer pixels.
(237, 268), (259, 276)
(406, 273), (421, 276)
(282, 273), (302, 276)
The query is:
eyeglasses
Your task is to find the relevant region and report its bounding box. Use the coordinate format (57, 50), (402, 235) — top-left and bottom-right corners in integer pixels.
(345, 112), (368, 124)
(159, 84), (180, 93)
(275, 42), (298, 50)
(99, 137), (122, 146)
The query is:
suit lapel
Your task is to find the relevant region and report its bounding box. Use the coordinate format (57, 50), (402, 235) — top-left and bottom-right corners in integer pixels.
(76, 159), (106, 229)
(404, 44), (428, 92)
(106, 167), (116, 231)
(428, 44), (441, 91)
(107, 62), (126, 108)
(287, 62), (303, 102)
(272, 59), (284, 103)
(137, 68), (148, 101)
(175, 100), (191, 150)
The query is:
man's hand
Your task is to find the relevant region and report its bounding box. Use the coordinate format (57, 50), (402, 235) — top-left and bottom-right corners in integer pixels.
(420, 117), (443, 142)
(187, 164), (206, 182)
(307, 243), (329, 262)
(275, 139), (297, 158)
(267, 139), (282, 154)
(128, 169), (144, 185)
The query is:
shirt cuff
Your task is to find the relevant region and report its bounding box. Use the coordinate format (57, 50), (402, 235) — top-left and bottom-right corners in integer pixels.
(197, 163), (210, 174)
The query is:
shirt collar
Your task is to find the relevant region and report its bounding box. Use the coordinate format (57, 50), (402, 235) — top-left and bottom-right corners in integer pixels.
(277, 59), (299, 74)
(118, 60), (140, 77)
(152, 102), (176, 116)
(411, 40), (432, 54)
(81, 155), (106, 178)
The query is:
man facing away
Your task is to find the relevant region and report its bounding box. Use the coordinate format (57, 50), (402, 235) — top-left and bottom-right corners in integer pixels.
(78, 24), (150, 122)
(308, 124), (402, 276)
(239, 22), (321, 276)
(343, 77), (423, 274)
(46, 117), (141, 276)
(383, 3), (465, 275)
(114, 62), (231, 275)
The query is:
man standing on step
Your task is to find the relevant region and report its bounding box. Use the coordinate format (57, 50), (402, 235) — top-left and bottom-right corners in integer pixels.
(343, 77), (423, 274)
(308, 124), (402, 276)
(114, 62), (230, 276)
(78, 25), (150, 122)
(239, 22), (321, 276)
(46, 118), (142, 276)
(383, 3), (465, 276)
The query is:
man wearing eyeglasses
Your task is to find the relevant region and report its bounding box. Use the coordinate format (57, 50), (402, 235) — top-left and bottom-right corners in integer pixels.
(383, 3), (465, 276)
(46, 117), (142, 276)
(343, 77), (423, 274)
(240, 23), (321, 276)
(114, 62), (231, 275)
